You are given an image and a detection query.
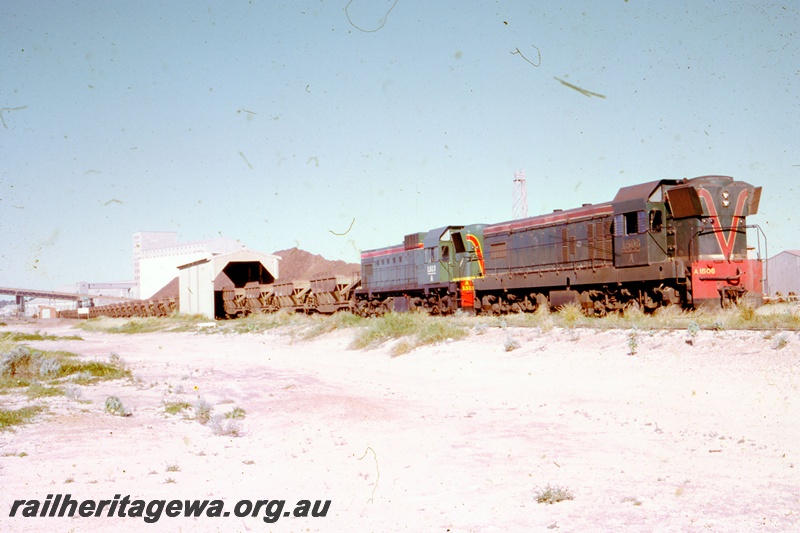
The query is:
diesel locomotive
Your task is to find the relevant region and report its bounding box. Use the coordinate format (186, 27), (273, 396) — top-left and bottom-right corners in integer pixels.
(355, 175), (764, 315)
(64, 175), (765, 319)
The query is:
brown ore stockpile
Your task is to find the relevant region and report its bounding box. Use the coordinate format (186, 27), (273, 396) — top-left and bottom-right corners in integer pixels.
(270, 247), (359, 281)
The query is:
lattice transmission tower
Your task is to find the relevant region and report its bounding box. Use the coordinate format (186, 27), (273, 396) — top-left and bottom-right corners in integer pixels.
(512, 169), (528, 220)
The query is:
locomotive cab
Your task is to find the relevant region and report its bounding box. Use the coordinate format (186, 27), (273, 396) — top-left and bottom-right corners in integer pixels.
(664, 176), (764, 307)
(418, 225), (486, 312)
(611, 180), (677, 269)
(419, 225), (485, 285)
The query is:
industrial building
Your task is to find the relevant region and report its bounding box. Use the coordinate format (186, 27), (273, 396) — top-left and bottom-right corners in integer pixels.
(3, 231), (277, 319)
(133, 231), (247, 299)
(765, 250), (800, 298)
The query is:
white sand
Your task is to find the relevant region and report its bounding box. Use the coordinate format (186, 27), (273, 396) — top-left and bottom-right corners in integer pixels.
(1, 320), (798, 532)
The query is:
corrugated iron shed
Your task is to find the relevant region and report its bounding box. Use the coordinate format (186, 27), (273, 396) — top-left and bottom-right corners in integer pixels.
(178, 250), (279, 319)
(765, 250), (800, 297)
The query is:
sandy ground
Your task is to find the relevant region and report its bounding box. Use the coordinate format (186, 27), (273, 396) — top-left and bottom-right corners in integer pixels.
(0, 319), (798, 532)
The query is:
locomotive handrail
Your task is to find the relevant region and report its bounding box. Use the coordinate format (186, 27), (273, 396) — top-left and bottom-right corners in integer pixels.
(688, 224), (766, 264)
(750, 223), (768, 287)
(698, 274), (742, 283)
(687, 223), (768, 296)
(644, 228), (669, 256)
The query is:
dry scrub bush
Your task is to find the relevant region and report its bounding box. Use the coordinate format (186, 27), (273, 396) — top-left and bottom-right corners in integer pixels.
(535, 484), (574, 504)
(627, 328), (639, 356)
(193, 398), (213, 425)
(557, 302), (584, 325)
(209, 414), (243, 437)
(104, 396), (129, 417)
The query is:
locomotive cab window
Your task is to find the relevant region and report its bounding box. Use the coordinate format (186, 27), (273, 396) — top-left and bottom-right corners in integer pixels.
(440, 245), (450, 262)
(649, 209), (663, 232)
(424, 247), (437, 263)
(451, 232), (466, 254)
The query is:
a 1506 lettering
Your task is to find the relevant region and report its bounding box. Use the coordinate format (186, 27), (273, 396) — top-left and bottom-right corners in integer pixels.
(622, 239), (641, 253)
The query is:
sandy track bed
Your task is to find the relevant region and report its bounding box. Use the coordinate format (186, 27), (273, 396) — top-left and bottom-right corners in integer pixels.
(1, 321), (798, 532)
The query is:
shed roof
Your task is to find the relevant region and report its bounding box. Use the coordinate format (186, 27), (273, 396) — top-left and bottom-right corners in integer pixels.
(177, 249), (279, 287)
(767, 250), (800, 260)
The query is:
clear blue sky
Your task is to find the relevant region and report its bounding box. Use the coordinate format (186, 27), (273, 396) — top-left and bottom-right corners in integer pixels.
(2, 1), (798, 290)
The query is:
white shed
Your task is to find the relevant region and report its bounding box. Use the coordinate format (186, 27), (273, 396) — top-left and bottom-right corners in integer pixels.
(765, 250), (800, 298)
(178, 250), (279, 319)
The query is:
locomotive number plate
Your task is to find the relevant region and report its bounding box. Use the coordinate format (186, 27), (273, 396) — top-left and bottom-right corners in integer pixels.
(622, 239), (641, 253)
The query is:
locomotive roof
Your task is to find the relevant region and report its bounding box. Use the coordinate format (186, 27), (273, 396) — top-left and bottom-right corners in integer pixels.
(485, 202), (613, 236)
(486, 179), (704, 236)
(612, 179), (678, 204)
(423, 226), (462, 248)
(360, 243), (408, 259)
(362, 225), (469, 258)
(611, 179), (681, 214)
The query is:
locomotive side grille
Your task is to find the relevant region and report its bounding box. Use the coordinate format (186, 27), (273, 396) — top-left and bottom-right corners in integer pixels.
(595, 219), (612, 261)
(637, 210), (647, 234)
(490, 242), (507, 260)
(404, 233), (423, 250)
(601, 220), (607, 259)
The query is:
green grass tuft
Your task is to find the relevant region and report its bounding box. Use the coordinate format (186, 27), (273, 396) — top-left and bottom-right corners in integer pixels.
(411, 319), (468, 350)
(224, 406), (247, 419)
(57, 360), (131, 383)
(75, 315), (207, 334)
(222, 311), (305, 334)
(350, 312), (421, 350)
(0, 331), (83, 342)
(0, 405), (45, 431)
(300, 311), (365, 339)
(349, 312), (468, 355)
(25, 382), (65, 399)
(1, 345), (129, 392)
(164, 401), (192, 415)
